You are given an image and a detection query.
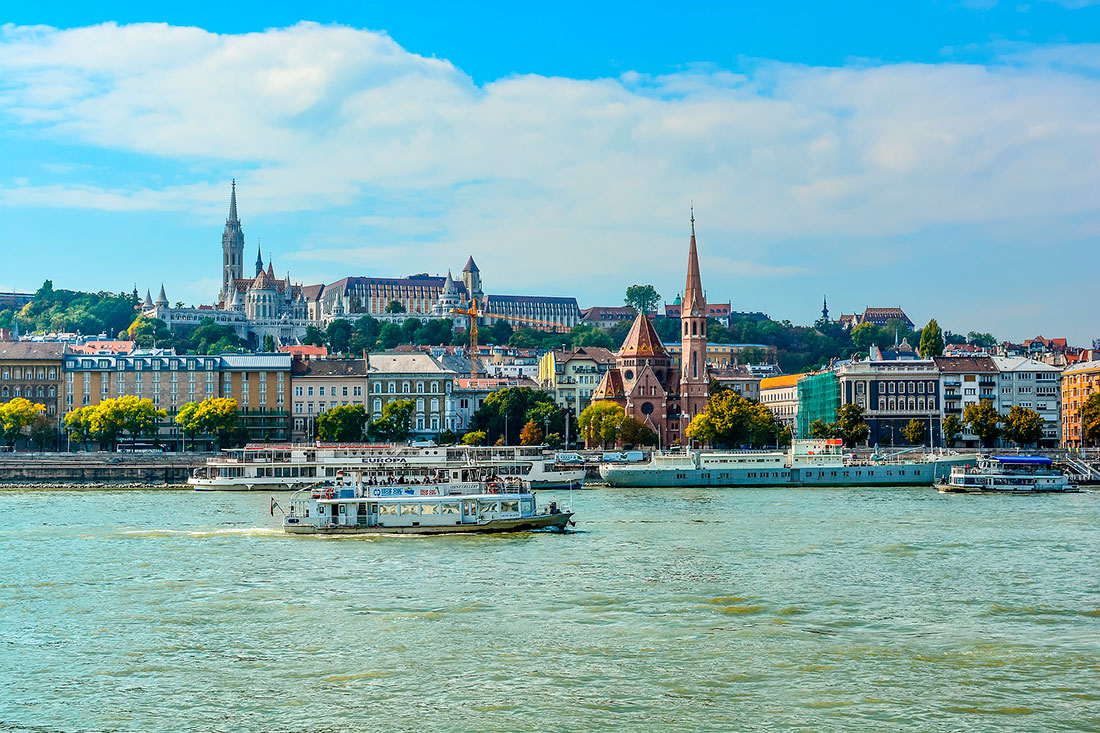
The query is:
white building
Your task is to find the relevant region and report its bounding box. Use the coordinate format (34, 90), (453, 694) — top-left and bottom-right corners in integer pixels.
(759, 374), (803, 436)
(934, 356), (1000, 448)
(290, 357), (368, 440)
(366, 353), (457, 436)
(992, 356), (1062, 447)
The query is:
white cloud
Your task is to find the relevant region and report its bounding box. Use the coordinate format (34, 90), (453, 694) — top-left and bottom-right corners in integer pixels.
(1, 22), (1099, 338)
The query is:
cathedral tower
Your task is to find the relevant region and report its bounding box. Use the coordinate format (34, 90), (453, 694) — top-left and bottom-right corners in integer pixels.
(679, 209), (709, 428)
(219, 179), (245, 306)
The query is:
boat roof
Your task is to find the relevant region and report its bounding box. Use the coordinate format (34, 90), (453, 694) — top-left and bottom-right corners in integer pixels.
(991, 455), (1052, 465)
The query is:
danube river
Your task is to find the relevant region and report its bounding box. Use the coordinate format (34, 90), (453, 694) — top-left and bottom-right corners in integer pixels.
(1, 486), (1098, 731)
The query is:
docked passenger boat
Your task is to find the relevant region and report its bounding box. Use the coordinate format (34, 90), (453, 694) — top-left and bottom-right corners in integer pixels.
(935, 455), (1081, 493)
(276, 468), (575, 535)
(600, 439), (975, 488)
(188, 443), (585, 491)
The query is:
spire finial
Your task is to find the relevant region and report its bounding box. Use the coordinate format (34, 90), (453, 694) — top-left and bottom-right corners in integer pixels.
(690, 203), (695, 235)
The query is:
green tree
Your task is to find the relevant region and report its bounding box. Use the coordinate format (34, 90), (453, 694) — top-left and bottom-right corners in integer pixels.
(963, 401), (1001, 448)
(569, 323), (614, 349)
(262, 334), (276, 352)
(349, 315), (381, 355)
(368, 399), (415, 442)
(686, 411), (716, 446)
(385, 300), (406, 314)
(303, 325), (326, 347)
(850, 323), (883, 353)
(127, 315), (173, 348)
(486, 320), (513, 346)
(471, 387), (559, 445)
(436, 429), (459, 445)
(0, 398), (46, 448)
(316, 404), (368, 442)
(461, 430), (487, 446)
(619, 416), (659, 447)
(685, 391), (783, 448)
(624, 284), (660, 314)
(900, 418), (928, 446)
(942, 414), (963, 447)
(832, 403), (870, 448)
(29, 414), (55, 452)
(1082, 394), (1100, 447)
(88, 399), (127, 451)
(326, 319), (353, 354)
(966, 331), (997, 348)
(577, 401), (626, 448)
(378, 323), (403, 350)
(1002, 405), (1044, 447)
(117, 396), (167, 448)
(808, 419), (833, 439)
(174, 397), (240, 449)
(918, 318), (945, 358)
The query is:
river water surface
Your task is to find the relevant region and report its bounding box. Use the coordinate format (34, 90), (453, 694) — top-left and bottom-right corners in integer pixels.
(1, 486), (1098, 731)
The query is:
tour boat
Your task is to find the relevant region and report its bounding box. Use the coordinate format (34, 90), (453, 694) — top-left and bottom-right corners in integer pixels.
(188, 443), (585, 491)
(276, 468), (575, 535)
(935, 455), (1081, 493)
(599, 439), (975, 488)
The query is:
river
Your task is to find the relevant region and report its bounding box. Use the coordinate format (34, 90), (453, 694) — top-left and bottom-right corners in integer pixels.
(1, 486), (1098, 731)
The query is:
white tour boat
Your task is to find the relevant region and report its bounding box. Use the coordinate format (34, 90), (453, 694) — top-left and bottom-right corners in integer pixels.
(188, 443), (585, 492)
(276, 468), (575, 535)
(600, 439), (975, 488)
(935, 455), (1081, 493)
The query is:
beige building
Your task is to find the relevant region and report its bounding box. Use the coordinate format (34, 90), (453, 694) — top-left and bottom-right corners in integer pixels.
(537, 347), (616, 415)
(367, 353), (457, 437)
(711, 366), (761, 401)
(0, 342), (67, 418)
(290, 357), (368, 440)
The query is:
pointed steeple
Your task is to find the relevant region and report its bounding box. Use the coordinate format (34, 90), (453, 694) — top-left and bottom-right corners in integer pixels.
(155, 284), (168, 307)
(463, 256), (479, 273)
(228, 178), (239, 223)
(681, 207), (705, 317)
(618, 311), (668, 359)
(144, 289), (153, 308)
(821, 295), (830, 322)
(267, 261), (275, 278)
(255, 240), (263, 277)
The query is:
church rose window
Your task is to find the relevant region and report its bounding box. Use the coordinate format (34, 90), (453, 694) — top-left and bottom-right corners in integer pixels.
(624, 370), (634, 380)
(641, 402), (654, 415)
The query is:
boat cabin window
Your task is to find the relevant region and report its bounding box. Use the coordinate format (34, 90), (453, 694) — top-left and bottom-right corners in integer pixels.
(521, 499), (534, 513)
(441, 503), (460, 515)
(379, 504), (398, 515)
(479, 501), (500, 513)
(338, 505), (346, 515)
(421, 503), (439, 515)
(501, 501), (519, 513)
(401, 504), (420, 516)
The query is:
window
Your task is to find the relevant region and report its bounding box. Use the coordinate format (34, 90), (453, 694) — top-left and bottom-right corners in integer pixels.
(342, 386), (348, 397)
(319, 386), (325, 396)
(430, 398), (439, 412)
(430, 382), (439, 393)
(416, 381), (425, 393)
(295, 386), (303, 396)
(374, 398), (382, 412)
(307, 386), (314, 396)
(416, 398), (425, 412)
(388, 381), (396, 394)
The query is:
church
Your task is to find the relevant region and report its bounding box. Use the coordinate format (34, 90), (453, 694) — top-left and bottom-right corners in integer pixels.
(591, 214), (710, 447)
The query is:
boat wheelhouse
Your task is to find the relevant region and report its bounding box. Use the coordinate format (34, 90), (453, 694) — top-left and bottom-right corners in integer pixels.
(600, 439), (975, 488)
(278, 468), (574, 535)
(189, 443), (585, 491)
(936, 455), (1080, 493)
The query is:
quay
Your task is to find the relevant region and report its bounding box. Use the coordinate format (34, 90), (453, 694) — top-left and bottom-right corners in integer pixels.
(0, 453), (208, 486)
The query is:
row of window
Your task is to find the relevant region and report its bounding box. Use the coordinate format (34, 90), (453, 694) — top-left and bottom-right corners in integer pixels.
(1, 385), (56, 398)
(0, 367), (58, 380)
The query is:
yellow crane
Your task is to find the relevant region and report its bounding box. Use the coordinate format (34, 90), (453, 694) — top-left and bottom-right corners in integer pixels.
(450, 299), (566, 380)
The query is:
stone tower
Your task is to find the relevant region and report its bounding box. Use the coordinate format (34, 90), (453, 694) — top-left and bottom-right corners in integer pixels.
(462, 256), (483, 304)
(220, 179), (245, 306)
(679, 210), (709, 428)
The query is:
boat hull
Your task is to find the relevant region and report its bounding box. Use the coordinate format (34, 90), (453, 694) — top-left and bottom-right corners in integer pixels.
(601, 457), (975, 488)
(283, 512), (574, 535)
(935, 482), (1082, 494)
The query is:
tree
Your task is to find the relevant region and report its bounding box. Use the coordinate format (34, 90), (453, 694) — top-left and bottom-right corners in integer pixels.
(1003, 405), (1044, 447)
(436, 429), (459, 445)
(569, 324), (614, 349)
(966, 331), (996, 348)
(486, 320), (513, 346)
(942, 415), (963, 447)
(519, 420), (544, 446)
(471, 387), (559, 445)
(1082, 394), (1100, 447)
(378, 323), (403, 350)
(619, 416), (659, 447)
(686, 412), (717, 446)
(350, 315), (381, 355)
(28, 414), (54, 451)
(832, 403), (870, 448)
(174, 397), (240, 449)
(0, 398), (46, 448)
(326, 319), (353, 354)
(963, 401), (1001, 448)
(461, 430), (487, 446)
(900, 418), (928, 446)
(577, 401), (625, 448)
(303, 325), (326, 347)
(385, 300), (406, 314)
(128, 315), (173, 349)
(685, 391), (783, 448)
(63, 406), (97, 451)
(850, 323), (883, 353)
(262, 334), (276, 352)
(316, 404), (368, 442)
(175, 401), (202, 451)
(117, 396), (166, 447)
(368, 399), (415, 442)
(88, 398), (127, 451)
(918, 318), (945, 358)
(624, 284), (660, 314)
(808, 419), (833, 439)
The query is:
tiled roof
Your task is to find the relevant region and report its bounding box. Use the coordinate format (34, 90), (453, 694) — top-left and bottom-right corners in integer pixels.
(368, 353), (456, 375)
(291, 358), (367, 377)
(486, 294), (579, 305)
(593, 369), (625, 399)
(219, 354), (292, 369)
(0, 342), (68, 359)
(932, 356), (998, 373)
(760, 374), (804, 390)
(557, 346), (616, 365)
(618, 313), (667, 359)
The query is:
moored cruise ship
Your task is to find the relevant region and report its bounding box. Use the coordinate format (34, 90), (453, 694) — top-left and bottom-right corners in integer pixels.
(600, 439), (975, 488)
(189, 443), (585, 491)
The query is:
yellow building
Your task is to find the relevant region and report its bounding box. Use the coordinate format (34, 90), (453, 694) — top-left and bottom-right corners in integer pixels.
(1061, 359), (1100, 448)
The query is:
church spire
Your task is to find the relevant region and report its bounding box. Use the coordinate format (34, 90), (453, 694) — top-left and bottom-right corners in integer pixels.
(255, 240), (263, 277)
(681, 207), (705, 317)
(821, 295), (830, 323)
(229, 178), (238, 223)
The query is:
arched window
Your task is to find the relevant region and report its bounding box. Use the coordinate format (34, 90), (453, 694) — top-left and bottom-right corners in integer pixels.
(908, 397), (915, 411)
(888, 398), (896, 411)
(691, 352), (698, 380)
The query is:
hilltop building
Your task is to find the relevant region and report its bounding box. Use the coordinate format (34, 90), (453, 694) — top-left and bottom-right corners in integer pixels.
(837, 307), (914, 330)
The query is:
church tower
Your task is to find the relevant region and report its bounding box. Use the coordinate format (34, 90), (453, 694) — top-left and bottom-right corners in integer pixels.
(219, 179), (245, 306)
(679, 209), (709, 428)
(462, 256), (483, 304)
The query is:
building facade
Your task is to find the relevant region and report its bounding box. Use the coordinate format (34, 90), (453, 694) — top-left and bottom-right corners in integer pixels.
(760, 373), (803, 436)
(1061, 359), (1100, 448)
(537, 347), (616, 415)
(837, 357), (941, 447)
(290, 357), (368, 440)
(934, 356), (1000, 449)
(992, 356), (1062, 447)
(0, 342), (66, 418)
(366, 353), (457, 437)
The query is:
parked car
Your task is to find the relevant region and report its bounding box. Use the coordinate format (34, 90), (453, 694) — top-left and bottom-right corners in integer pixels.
(554, 452), (585, 464)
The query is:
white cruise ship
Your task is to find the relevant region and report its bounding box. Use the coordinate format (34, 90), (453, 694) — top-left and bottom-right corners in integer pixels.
(936, 455), (1081, 493)
(189, 443), (585, 491)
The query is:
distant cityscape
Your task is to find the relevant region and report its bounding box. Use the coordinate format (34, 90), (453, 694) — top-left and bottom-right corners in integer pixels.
(0, 180), (1098, 452)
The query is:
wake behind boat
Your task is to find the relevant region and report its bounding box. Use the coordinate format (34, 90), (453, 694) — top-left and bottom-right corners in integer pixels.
(600, 439), (975, 488)
(275, 468), (575, 535)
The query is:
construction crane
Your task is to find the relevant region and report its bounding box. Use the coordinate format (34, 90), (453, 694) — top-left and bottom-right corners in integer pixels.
(451, 299), (566, 380)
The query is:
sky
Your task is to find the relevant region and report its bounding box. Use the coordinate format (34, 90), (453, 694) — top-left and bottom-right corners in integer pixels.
(1, 1), (1099, 343)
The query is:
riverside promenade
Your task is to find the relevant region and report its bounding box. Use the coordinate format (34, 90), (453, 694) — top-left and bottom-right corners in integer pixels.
(0, 452), (208, 486)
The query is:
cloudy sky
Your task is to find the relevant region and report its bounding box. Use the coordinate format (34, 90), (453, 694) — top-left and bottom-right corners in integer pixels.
(1, 1), (1098, 343)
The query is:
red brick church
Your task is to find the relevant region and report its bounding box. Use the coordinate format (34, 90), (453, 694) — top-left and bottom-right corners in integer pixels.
(592, 214), (710, 446)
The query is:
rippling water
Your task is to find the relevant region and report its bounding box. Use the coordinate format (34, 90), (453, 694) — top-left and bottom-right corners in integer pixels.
(1, 486), (1099, 731)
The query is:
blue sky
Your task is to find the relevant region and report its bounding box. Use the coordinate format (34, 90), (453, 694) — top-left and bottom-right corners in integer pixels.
(2, 1), (1099, 342)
